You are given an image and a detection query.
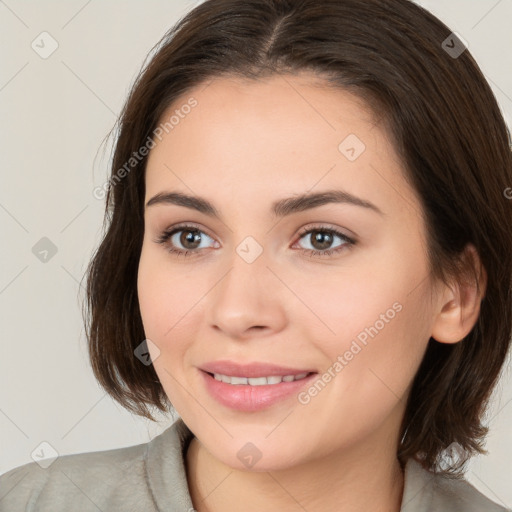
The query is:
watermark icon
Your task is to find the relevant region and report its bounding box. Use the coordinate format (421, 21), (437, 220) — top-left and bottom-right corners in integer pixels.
(503, 187), (512, 200)
(237, 442), (263, 469)
(31, 31), (59, 59)
(338, 133), (366, 161)
(93, 97), (198, 200)
(438, 441), (465, 472)
(236, 236), (263, 264)
(32, 237), (58, 263)
(298, 301), (403, 405)
(441, 32), (468, 59)
(31, 441), (59, 469)
(134, 338), (161, 365)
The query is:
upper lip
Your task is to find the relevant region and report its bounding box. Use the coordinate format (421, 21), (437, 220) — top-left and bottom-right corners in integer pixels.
(199, 360), (317, 378)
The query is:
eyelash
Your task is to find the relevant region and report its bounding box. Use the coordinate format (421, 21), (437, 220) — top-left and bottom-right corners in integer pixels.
(153, 223), (356, 259)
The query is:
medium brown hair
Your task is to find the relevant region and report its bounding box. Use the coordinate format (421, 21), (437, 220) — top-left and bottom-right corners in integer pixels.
(83, 0), (512, 476)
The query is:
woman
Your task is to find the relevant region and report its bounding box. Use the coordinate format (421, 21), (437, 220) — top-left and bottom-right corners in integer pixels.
(1, 0), (511, 510)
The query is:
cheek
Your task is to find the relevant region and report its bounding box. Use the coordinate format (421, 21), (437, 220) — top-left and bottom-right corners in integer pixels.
(292, 284), (430, 457)
(138, 242), (187, 330)
(137, 250), (169, 338)
(136, 248), (198, 408)
(293, 250), (431, 411)
(137, 245), (205, 365)
(292, 258), (422, 356)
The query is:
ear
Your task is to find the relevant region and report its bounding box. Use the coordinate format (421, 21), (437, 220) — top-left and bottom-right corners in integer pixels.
(430, 244), (487, 344)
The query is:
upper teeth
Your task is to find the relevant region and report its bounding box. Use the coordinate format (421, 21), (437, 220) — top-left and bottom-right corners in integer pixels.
(213, 372), (309, 385)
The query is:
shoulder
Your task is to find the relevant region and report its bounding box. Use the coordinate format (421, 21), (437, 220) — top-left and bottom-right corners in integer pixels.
(0, 437), (154, 512)
(430, 471), (510, 512)
(401, 458), (511, 512)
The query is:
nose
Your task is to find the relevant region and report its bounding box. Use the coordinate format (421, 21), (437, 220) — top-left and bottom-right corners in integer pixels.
(206, 249), (287, 340)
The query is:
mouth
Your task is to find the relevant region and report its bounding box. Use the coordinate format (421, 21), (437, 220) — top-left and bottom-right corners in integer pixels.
(204, 371), (314, 386)
(199, 366), (319, 412)
(199, 359), (317, 379)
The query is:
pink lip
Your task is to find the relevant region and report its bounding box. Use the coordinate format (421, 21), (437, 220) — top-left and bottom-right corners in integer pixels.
(198, 361), (318, 412)
(199, 360), (316, 378)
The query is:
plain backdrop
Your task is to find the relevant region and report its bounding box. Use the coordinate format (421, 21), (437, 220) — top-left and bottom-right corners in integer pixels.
(1, 0), (511, 507)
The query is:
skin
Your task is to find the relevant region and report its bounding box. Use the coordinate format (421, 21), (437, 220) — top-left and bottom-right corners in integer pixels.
(137, 72), (486, 512)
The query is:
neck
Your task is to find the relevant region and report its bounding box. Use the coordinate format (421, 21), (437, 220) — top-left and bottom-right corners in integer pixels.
(185, 428), (404, 512)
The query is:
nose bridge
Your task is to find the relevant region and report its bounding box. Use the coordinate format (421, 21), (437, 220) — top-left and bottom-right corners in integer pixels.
(217, 239), (270, 308)
(207, 237), (285, 336)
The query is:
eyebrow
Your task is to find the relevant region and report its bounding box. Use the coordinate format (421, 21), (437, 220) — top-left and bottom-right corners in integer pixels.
(145, 189), (384, 218)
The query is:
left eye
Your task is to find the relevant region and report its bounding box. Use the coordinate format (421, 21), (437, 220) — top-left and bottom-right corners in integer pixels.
(154, 224), (355, 258)
(295, 227), (355, 255)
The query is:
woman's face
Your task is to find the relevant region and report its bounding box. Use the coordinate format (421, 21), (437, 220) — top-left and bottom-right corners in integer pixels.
(137, 72), (442, 471)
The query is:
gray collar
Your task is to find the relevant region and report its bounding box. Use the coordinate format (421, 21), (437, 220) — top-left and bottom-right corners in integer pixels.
(143, 417), (482, 512)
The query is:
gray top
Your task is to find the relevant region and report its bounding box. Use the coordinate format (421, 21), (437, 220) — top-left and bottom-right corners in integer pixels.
(0, 417), (509, 511)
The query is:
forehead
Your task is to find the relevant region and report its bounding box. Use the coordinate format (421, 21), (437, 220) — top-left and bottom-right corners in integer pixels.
(164, 72), (379, 144)
(144, 73), (418, 222)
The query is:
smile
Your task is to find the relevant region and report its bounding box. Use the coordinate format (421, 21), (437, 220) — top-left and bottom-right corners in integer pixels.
(211, 372), (311, 385)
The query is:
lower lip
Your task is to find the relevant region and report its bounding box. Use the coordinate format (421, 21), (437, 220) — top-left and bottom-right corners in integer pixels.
(199, 370), (317, 412)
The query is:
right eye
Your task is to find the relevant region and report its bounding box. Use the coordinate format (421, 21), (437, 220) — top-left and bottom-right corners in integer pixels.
(154, 224), (218, 257)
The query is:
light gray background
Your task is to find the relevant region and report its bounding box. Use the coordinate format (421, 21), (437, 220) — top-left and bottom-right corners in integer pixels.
(1, 0), (511, 507)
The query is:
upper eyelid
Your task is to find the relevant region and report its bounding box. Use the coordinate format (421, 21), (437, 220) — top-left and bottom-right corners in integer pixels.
(297, 223), (353, 237)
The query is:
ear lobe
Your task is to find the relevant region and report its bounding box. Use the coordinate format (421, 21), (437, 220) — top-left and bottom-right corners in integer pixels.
(430, 244), (487, 344)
